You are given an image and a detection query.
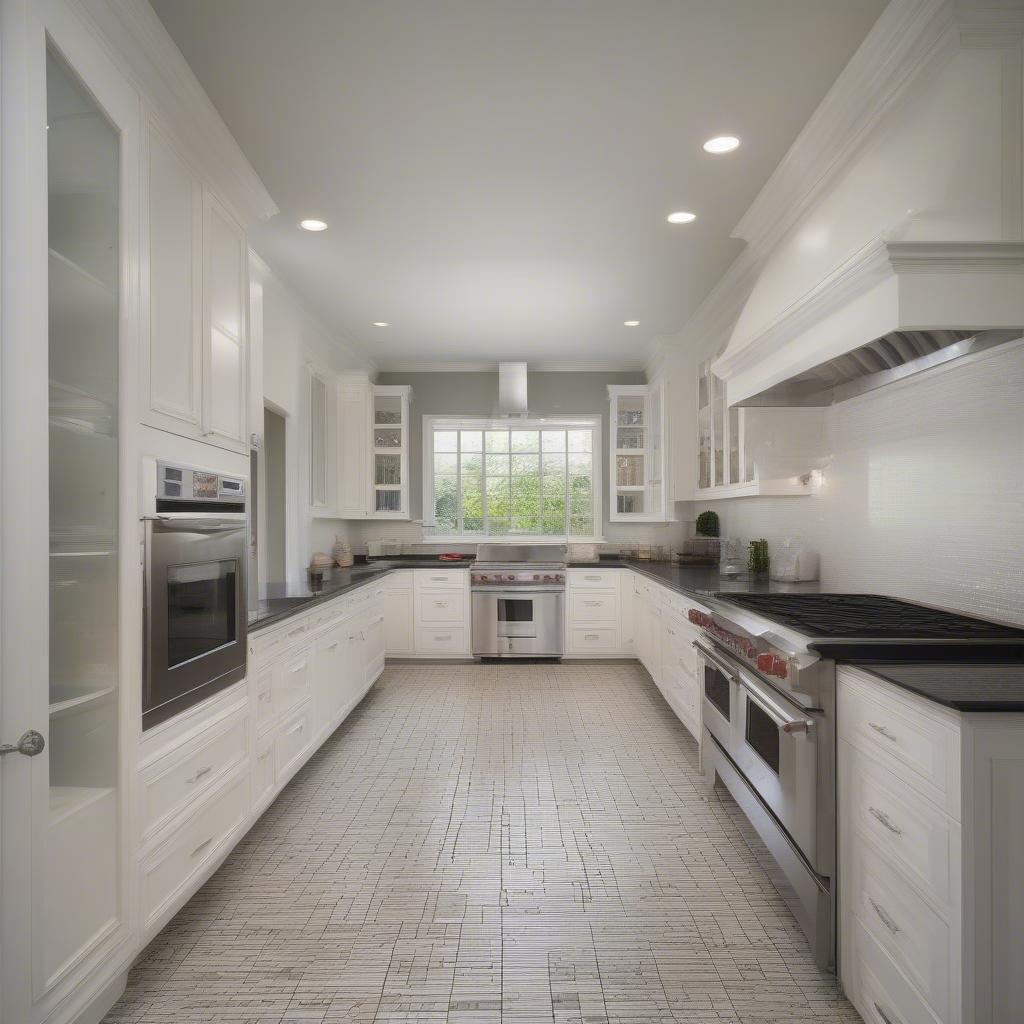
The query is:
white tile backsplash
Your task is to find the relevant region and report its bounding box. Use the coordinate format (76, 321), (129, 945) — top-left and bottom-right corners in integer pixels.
(695, 342), (1024, 625)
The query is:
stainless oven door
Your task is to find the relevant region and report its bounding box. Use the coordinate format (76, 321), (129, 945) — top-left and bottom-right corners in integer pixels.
(732, 668), (823, 871)
(144, 515), (248, 729)
(696, 639), (737, 752)
(471, 589), (564, 656)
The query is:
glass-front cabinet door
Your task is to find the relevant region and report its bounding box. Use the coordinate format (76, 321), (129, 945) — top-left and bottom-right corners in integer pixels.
(370, 385), (411, 518)
(608, 383), (669, 522)
(696, 358), (755, 492)
(1, 4), (138, 1021)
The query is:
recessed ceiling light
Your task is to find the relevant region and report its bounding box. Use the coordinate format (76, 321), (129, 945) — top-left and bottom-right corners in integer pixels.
(703, 135), (741, 154)
(299, 218), (328, 231)
(372, 321), (390, 327)
(667, 211), (697, 224)
(624, 320), (640, 327)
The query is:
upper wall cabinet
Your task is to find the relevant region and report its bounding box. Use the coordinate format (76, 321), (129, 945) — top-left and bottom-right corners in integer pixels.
(608, 382), (671, 522)
(370, 386), (411, 518)
(308, 365), (336, 516)
(335, 378), (412, 520)
(693, 358), (825, 499)
(142, 118), (248, 454)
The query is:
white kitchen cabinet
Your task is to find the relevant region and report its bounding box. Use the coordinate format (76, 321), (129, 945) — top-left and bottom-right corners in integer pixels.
(308, 366), (336, 514)
(337, 375), (370, 517)
(142, 119), (249, 454)
(335, 378), (412, 519)
(608, 382), (671, 522)
(383, 570), (472, 658)
(370, 385), (411, 517)
(564, 569), (631, 657)
(0, 14), (140, 1023)
(383, 571), (415, 655)
(144, 119), (202, 434)
(838, 666), (1024, 1024)
(313, 623), (347, 737)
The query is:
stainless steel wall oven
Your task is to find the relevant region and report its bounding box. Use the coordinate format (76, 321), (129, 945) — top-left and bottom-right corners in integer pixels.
(142, 461), (247, 730)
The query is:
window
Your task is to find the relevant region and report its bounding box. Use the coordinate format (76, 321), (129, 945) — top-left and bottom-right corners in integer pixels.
(424, 416), (601, 541)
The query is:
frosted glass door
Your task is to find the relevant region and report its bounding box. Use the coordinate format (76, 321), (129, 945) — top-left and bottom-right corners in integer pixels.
(46, 43), (120, 989)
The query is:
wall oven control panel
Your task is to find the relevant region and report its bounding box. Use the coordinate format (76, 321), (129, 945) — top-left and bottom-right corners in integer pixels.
(157, 461), (246, 507)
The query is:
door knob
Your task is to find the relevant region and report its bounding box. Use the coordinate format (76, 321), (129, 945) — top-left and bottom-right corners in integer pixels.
(0, 730), (45, 757)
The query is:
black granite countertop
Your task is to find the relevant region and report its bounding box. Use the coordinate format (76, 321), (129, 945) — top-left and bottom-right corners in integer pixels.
(849, 662), (1024, 712)
(249, 557), (473, 631)
(568, 558), (821, 600)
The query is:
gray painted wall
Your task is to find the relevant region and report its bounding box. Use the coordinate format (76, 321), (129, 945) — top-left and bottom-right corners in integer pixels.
(375, 370), (645, 525)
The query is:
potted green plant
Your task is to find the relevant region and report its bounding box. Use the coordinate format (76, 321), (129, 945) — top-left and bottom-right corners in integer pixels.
(748, 538), (770, 575)
(679, 510), (720, 566)
(695, 510), (719, 537)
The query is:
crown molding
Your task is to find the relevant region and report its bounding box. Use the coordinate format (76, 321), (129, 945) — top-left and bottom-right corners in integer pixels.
(712, 238), (1024, 380)
(731, 0), (958, 257)
(77, 0), (278, 226)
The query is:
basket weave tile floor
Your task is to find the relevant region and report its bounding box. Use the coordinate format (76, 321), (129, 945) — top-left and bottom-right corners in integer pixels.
(105, 661), (857, 1023)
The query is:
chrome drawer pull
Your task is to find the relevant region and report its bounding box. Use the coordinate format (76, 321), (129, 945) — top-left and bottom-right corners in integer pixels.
(584, 575), (601, 581)
(868, 806), (903, 835)
(186, 765), (212, 784)
(869, 897), (900, 935)
(869, 721), (897, 742)
(190, 837), (214, 859)
(430, 576), (447, 582)
(583, 600), (601, 607)
(434, 600), (449, 607)
(288, 625), (305, 638)
(434, 634), (452, 641)
(585, 634), (600, 641)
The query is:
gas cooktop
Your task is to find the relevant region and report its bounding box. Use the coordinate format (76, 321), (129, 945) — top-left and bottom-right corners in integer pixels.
(715, 593), (1024, 640)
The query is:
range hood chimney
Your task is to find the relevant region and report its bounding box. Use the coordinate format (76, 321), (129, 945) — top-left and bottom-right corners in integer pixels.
(739, 329), (1023, 407)
(498, 361), (528, 415)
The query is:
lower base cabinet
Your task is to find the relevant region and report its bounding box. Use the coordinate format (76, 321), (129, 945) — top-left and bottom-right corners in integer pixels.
(385, 569), (472, 657)
(838, 666), (1024, 1024)
(632, 573), (704, 743)
(135, 583), (387, 948)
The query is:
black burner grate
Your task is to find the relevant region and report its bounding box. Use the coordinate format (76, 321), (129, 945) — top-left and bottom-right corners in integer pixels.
(715, 593), (1024, 640)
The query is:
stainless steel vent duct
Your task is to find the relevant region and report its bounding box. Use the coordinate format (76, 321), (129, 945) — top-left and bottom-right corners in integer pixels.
(737, 329), (1022, 407)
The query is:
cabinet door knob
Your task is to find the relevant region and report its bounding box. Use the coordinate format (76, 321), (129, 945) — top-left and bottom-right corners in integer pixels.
(0, 730), (45, 757)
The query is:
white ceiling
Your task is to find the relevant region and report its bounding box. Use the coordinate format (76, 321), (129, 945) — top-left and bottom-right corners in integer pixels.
(151, 0), (887, 370)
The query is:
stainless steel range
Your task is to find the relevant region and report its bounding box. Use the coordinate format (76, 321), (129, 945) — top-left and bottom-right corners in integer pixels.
(689, 592), (1024, 973)
(471, 544), (565, 658)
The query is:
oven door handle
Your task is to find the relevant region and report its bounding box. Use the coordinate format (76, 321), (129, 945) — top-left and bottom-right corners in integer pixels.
(691, 640), (741, 684)
(145, 516), (247, 533)
(738, 676), (814, 734)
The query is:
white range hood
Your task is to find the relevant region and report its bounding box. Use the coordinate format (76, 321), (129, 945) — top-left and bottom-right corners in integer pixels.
(713, 239), (1024, 407)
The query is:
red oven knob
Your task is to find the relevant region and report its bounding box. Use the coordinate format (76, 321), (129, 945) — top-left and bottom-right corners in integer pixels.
(756, 653), (773, 673)
(688, 609), (701, 625)
(771, 656), (788, 679)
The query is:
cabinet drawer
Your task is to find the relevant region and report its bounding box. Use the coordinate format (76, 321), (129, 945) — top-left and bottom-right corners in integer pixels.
(276, 702), (314, 780)
(252, 733), (276, 809)
(141, 709), (248, 840)
(570, 569), (621, 589)
(662, 662), (699, 717)
(253, 666), (274, 733)
(249, 617), (308, 662)
(415, 569), (465, 590)
(417, 627), (466, 653)
(839, 668), (960, 818)
(142, 770), (248, 927)
(848, 840), (951, 1021)
(569, 590), (618, 624)
(841, 741), (957, 910)
(846, 914), (944, 1024)
(417, 590), (465, 624)
(568, 627), (620, 653)
(274, 649), (313, 717)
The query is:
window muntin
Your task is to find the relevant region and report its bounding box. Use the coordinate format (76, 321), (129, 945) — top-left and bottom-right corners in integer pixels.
(426, 418), (600, 540)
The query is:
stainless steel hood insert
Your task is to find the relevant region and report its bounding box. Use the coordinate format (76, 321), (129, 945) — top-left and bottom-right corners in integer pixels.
(737, 329), (1022, 407)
